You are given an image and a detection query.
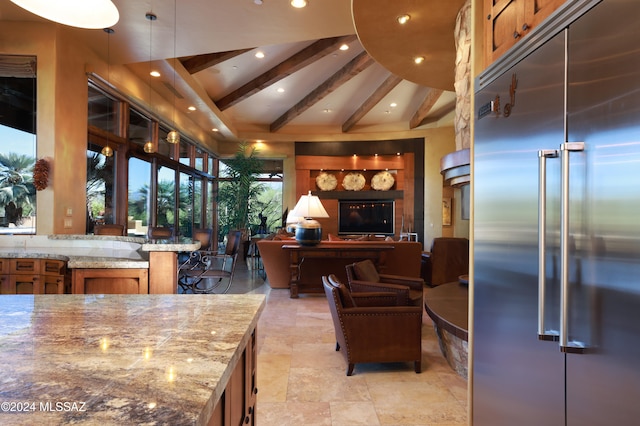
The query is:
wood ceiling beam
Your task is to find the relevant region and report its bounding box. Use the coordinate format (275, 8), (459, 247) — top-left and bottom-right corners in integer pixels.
(270, 51), (375, 133)
(409, 88), (444, 129)
(180, 49), (253, 75)
(415, 100), (457, 126)
(215, 35), (357, 111)
(341, 73), (403, 133)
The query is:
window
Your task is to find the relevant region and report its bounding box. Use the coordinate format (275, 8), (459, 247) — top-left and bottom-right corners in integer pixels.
(128, 157), (151, 235)
(158, 126), (176, 159)
(0, 55), (37, 234)
(129, 109), (152, 149)
(87, 85), (119, 232)
(179, 142), (190, 166)
(194, 148), (205, 172)
(157, 165), (176, 229)
(88, 84), (119, 134)
(87, 79), (218, 238)
(178, 172), (193, 237)
(217, 159), (283, 242)
(86, 144), (116, 232)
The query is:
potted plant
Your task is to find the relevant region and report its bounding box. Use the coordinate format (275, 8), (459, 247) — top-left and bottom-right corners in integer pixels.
(217, 142), (264, 255)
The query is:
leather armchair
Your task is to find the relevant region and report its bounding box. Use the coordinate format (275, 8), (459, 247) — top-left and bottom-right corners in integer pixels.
(345, 259), (424, 306)
(322, 274), (423, 376)
(423, 237), (469, 286)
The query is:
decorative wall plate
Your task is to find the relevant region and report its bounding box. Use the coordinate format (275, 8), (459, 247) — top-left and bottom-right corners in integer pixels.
(371, 171), (395, 191)
(342, 172), (366, 191)
(315, 172), (338, 191)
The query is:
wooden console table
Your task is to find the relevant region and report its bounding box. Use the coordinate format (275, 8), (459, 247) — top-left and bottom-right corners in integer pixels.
(282, 244), (394, 298)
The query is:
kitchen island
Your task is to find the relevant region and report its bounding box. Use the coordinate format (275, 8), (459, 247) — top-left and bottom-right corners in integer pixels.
(0, 294), (265, 425)
(0, 235), (199, 294)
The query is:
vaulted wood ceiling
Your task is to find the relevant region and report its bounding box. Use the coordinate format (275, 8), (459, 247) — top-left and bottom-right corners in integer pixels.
(0, 0), (464, 142)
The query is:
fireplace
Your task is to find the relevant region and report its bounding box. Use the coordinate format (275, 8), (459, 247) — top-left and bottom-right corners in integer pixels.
(338, 200), (394, 235)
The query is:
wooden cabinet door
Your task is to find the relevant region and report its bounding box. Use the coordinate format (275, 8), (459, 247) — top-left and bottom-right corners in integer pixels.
(485, 0), (566, 64)
(245, 328), (258, 425)
(10, 274), (43, 294)
(0, 258), (9, 274)
(527, 0), (566, 28)
(42, 274), (65, 294)
(0, 274), (12, 294)
(485, 0), (527, 64)
(72, 269), (149, 294)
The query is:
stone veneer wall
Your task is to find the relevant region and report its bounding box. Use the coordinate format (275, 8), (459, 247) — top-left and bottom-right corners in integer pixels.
(454, 0), (472, 151)
(434, 323), (469, 379)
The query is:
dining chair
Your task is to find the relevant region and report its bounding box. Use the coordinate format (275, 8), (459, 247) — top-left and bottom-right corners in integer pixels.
(177, 230), (242, 294)
(147, 226), (173, 239)
(94, 224), (125, 236)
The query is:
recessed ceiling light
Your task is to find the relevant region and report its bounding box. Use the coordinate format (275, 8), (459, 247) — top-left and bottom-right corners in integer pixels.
(150, 70), (161, 77)
(188, 106), (196, 111)
(290, 0), (307, 8)
(397, 14), (411, 25)
(339, 44), (349, 51)
(277, 87), (285, 93)
(212, 128), (219, 132)
(255, 51), (265, 59)
(390, 102), (398, 108)
(323, 108), (331, 113)
(414, 56), (425, 64)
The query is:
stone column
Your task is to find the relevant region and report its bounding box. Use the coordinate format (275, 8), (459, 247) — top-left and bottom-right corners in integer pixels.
(454, 0), (471, 151)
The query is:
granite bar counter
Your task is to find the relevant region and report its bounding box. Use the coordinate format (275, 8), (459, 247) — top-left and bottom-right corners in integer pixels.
(0, 235), (199, 294)
(0, 294), (265, 425)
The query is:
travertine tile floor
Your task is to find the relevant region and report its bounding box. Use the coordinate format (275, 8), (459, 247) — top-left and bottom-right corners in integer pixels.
(233, 260), (469, 426)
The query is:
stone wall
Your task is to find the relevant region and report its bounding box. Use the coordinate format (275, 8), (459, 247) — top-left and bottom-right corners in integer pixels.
(454, 0), (472, 151)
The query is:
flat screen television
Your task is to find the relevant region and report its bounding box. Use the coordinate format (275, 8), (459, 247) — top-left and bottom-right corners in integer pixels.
(338, 200), (395, 235)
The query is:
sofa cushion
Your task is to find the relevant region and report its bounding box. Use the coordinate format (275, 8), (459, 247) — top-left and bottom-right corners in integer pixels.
(353, 259), (380, 283)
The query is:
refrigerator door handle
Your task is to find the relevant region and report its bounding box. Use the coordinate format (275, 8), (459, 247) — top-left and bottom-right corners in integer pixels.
(538, 149), (559, 341)
(560, 142), (586, 354)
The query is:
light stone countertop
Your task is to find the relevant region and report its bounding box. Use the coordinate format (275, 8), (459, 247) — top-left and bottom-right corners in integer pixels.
(0, 235), (200, 269)
(0, 294), (265, 425)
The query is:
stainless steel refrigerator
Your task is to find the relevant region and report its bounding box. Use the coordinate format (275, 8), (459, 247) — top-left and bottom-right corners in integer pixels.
(473, 0), (640, 424)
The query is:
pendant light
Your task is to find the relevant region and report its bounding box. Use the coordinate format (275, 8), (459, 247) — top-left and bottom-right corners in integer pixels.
(143, 11), (156, 154)
(166, 0), (180, 144)
(10, 0), (119, 29)
(101, 27), (114, 158)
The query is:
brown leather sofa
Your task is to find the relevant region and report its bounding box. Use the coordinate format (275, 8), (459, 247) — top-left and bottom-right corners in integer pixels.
(322, 274), (423, 376)
(422, 237), (469, 286)
(257, 239), (423, 289)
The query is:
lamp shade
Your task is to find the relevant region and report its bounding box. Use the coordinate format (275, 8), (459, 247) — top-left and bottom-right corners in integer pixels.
(291, 191), (329, 219)
(11, 0), (119, 29)
(291, 191), (329, 246)
(285, 210), (302, 233)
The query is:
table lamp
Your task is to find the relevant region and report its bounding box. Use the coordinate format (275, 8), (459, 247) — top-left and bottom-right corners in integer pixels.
(285, 210), (302, 234)
(291, 191), (329, 246)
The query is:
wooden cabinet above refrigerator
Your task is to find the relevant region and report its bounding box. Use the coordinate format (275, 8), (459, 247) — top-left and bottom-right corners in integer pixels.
(484, 0), (566, 65)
